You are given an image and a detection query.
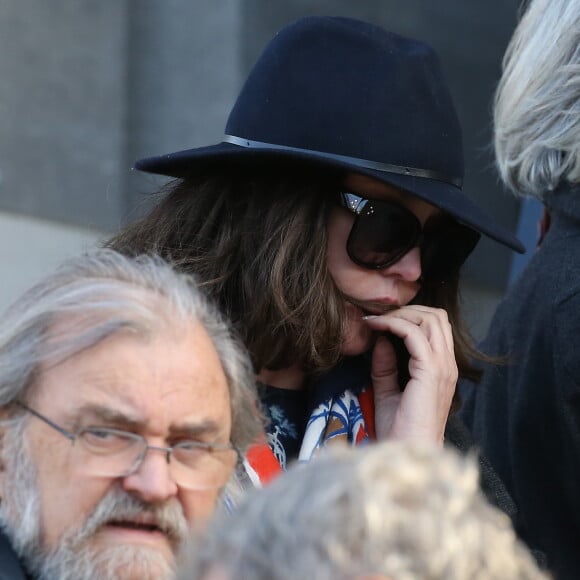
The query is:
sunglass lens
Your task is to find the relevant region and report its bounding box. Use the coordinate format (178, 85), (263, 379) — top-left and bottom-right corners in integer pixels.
(421, 222), (480, 281)
(347, 201), (420, 269)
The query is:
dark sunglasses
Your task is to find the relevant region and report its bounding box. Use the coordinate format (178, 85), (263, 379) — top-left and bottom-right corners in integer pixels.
(338, 192), (480, 282)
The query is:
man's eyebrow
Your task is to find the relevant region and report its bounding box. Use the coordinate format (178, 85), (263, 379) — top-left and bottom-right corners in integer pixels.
(169, 419), (223, 438)
(73, 404), (145, 429)
(73, 404), (225, 438)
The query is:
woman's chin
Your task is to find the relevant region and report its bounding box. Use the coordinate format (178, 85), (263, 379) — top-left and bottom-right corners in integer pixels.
(341, 315), (376, 356)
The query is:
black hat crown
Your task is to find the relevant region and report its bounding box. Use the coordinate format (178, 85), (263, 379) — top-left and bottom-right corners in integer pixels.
(227, 17), (463, 186)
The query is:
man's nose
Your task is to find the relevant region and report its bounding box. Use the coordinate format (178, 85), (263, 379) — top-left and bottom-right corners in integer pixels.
(121, 448), (179, 503)
(381, 246), (422, 282)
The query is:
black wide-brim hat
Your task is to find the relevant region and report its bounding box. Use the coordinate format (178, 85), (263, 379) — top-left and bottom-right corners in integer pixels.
(135, 16), (524, 253)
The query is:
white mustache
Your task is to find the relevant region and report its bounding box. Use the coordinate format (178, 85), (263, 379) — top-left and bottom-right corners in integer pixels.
(75, 488), (189, 550)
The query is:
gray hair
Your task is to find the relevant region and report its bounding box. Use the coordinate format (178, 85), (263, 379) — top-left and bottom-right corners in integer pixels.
(186, 443), (547, 580)
(0, 249), (262, 452)
(493, 0), (580, 198)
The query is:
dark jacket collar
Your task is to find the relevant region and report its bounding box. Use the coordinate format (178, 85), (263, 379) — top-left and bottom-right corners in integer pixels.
(545, 182), (580, 221)
(0, 527), (28, 579)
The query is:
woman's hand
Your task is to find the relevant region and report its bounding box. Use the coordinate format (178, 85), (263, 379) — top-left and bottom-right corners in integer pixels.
(364, 305), (458, 446)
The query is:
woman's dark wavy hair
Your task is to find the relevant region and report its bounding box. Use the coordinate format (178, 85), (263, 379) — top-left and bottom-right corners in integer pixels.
(107, 169), (482, 385)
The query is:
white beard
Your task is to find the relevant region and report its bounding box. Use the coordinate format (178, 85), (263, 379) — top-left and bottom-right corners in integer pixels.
(0, 420), (187, 580)
(37, 541), (175, 580)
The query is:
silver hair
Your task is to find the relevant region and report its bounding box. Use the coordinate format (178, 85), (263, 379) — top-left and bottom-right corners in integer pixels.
(493, 0), (580, 198)
(185, 442), (547, 580)
(0, 248), (262, 452)
(0, 417), (39, 553)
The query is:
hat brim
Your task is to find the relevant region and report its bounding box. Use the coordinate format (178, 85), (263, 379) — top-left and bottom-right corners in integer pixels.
(135, 142), (524, 254)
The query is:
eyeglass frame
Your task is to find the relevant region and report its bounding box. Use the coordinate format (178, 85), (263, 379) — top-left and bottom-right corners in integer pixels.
(15, 401), (242, 489)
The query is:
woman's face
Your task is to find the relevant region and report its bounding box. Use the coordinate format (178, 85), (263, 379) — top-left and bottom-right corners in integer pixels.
(327, 174), (440, 356)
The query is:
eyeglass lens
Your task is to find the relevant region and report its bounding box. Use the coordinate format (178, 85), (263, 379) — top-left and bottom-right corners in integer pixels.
(347, 200), (421, 269)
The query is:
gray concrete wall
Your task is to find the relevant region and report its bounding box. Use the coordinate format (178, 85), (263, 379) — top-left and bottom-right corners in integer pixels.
(0, 211), (103, 311)
(125, 0), (243, 215)
(0, 0), (128, 231)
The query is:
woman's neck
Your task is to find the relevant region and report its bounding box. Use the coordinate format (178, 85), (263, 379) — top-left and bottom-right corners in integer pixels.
(257, 364), (306, 390)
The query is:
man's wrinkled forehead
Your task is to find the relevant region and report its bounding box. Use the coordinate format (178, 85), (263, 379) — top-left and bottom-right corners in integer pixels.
(29, 316), (231, 438)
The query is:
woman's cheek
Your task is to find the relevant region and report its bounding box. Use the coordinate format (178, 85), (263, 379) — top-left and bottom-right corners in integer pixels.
(340, 304), (375, 355)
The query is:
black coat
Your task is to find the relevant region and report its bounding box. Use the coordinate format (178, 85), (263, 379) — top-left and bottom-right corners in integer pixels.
(461, 184), (580, 579)
(0, 528), (28, 580)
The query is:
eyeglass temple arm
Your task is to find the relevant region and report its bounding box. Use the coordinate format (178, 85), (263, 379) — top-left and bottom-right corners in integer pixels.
(15, 401), (76, 442)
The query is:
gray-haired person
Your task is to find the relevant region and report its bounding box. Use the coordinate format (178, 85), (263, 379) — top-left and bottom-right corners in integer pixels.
(0, 249), (262, 580)
(184, 442), (547, 580)
(460, 0), (580, 577)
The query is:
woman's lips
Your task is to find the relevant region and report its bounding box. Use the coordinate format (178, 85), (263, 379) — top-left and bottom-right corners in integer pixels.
(346, 298), (400, 317)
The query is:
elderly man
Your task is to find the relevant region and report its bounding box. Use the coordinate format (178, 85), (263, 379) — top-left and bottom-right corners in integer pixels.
(0, 250), (262, 580)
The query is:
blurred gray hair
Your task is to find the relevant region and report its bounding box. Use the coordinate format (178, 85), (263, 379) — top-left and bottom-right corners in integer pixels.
(185, 442), (547, 580)
(0, 249), (262, 452)
(494, 0), (580, 198)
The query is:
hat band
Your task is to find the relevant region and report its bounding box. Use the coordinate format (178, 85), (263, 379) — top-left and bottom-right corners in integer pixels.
(223, 134), (462, 188)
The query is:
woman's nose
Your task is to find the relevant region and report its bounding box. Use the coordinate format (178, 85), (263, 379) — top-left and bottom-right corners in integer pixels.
(381, 246), (422, 282)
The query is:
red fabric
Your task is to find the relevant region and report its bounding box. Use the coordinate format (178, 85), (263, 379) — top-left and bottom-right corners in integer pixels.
(245, 442), (283, 484)
(358, 385), (376, 441)
(537, 208), (551, 247)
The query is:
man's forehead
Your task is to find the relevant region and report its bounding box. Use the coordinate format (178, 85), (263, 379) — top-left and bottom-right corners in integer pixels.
(30, 320), (231, 430)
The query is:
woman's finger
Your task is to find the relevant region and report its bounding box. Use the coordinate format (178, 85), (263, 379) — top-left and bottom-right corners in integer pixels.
(364, 306), (454, 353)
(365, 306), (458, 446)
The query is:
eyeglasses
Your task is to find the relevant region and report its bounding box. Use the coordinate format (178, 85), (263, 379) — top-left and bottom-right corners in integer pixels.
(339, 192), (480, 282)
(17, 402), (240, 491)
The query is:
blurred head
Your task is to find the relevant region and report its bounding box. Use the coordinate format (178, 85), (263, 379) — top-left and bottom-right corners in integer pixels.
(494, 0), (580, 198)
(185, 442), (547, 580)
(0, 249), (262, 580)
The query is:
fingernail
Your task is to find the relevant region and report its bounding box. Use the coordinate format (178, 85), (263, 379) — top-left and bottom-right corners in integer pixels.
(362, 315), (379, 320)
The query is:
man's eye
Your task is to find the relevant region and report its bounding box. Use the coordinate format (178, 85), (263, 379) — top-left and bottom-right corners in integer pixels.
(80, 428), (134, 452)
(175, 440), (205, 451)
(86, 428), (116, 440)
